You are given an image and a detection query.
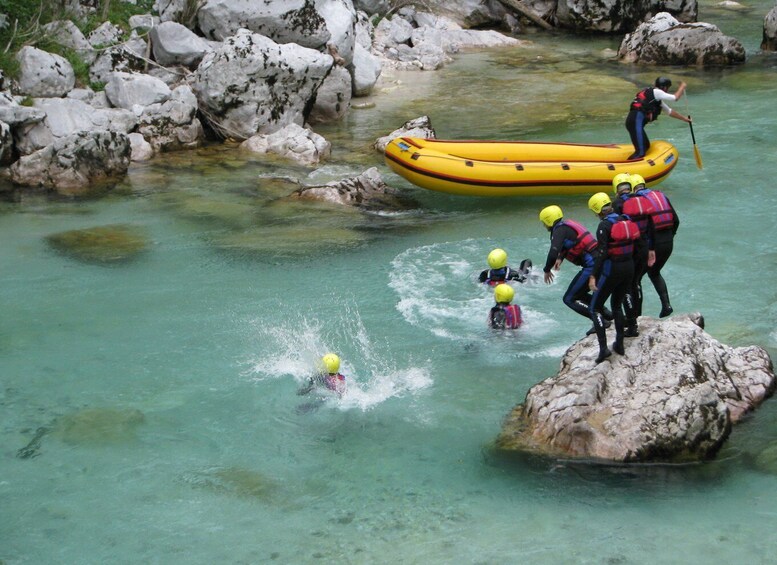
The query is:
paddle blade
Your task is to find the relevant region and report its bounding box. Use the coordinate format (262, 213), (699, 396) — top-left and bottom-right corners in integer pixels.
(693, 144), (703, 169)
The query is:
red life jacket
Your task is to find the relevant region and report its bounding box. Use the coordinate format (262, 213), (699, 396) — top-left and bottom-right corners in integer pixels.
(504, 304), (522, 329)
(490, 304), (523, 329)
(324, 373), (346, 395)
(559, 219), (597, 266)
(607, 216), (640, 259)
(630, 87), (662, 122)
(641, 189), (675, 231)
(621, 195), (654, 235)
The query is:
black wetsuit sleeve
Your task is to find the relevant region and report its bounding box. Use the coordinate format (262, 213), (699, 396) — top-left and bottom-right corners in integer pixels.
(592, 221), (611, 280)
(506, 267), (526, 283)
(645, 214), (656, 251)
(478, 269), (489, 283)
(613, 196), (624, 215)
(668, 197), (680, 234)
(489, 306), (506, 329)
(543, 226), (572, 273)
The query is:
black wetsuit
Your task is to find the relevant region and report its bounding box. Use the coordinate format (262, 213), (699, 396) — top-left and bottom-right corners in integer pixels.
(635, 187), (679, 317)
(589, 213), (644, 362)
(479, 266), (525, 285)
(613, 192), (656, 327)
(543, 220), (600, 321)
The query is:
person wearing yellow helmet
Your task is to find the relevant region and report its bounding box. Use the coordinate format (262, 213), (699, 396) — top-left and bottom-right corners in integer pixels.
(629, 176), (680, 318)
(626, 76), (691, 160)
(587, 192), (644, 363)
(488, 283), (523, 330)
(612, 173), (658, 335)
(539, 205), (612, 334)
(297, 353), (347, 398)
(478, 248), (533, 285)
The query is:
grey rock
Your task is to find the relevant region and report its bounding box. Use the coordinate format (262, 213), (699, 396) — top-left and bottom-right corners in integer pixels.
(496, 313), (775, 462)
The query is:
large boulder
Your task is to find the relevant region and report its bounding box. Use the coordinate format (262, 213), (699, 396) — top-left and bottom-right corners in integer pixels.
(13, 98), (137, 156)
(104, 72), (172, 110)
(192, 29), (333, 140)
(546, 0), (698, 33)
(618, 12), (745, 66)
(89, 33), (148, 84)
(496, 314), (775, 463)
(308, 65), (352, 124)
(16, 46), (75, 98)
(197, 0), (331, 47)
(149, 20), (214, 67)
(8, 130), (131, 195)
(763, 4), (777, 51)
(136, 85), (204, 153)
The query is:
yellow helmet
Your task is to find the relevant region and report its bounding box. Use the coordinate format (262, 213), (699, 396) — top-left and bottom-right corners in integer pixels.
(612, 172), (632, 194)
(494, 283), (514, 304)
(588, 192), (612, 215)
(539, 205), (563, 228)
(629, 173), (646, 191)
(487, 248), (508, 269)
(321, 353), (340, 374)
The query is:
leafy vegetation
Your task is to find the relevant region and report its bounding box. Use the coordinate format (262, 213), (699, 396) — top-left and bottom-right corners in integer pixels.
(0, 0), (154, 84)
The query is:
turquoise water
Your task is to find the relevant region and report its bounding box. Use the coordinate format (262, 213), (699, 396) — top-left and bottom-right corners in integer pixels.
(3, 2), (777, 563)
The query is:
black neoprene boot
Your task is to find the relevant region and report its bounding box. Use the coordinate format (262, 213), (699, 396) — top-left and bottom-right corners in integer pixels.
(659, 291), (673, 318)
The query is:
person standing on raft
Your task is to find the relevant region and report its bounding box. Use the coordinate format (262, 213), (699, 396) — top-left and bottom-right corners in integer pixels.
(626, 77), (691, 160)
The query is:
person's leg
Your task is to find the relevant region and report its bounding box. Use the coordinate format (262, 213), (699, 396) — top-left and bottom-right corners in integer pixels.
(625, 111), (640, 159)
(563, 270), (595, 319)
(609, 261), (633, 354)
(589, 267), (615, 364)
(648, 237), (674, 317)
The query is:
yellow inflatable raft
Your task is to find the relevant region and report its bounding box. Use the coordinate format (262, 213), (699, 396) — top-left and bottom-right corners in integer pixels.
(384, 137), (679, 197)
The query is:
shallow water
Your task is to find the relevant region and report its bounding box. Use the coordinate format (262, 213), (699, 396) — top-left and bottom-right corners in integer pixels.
(3, 2), (777, 563)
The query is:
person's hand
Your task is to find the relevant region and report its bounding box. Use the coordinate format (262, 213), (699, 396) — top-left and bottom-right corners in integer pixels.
(588, 275), (598, 292)
(648, 250), (656, 267)
(554, 258), (562, 270)
(544, 271), (554, 284)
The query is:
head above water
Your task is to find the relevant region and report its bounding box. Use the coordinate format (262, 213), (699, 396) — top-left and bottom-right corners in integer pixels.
(629, 173), (646, 192)
(321, 353), (340, 375)
(539, 205), (563, 230)
(588, 192), (612, 215)
(487, 248), (508, 269)
(655, 76), (672, 91)
(611, 172), (632, 195)
(494, 283), (514, 305)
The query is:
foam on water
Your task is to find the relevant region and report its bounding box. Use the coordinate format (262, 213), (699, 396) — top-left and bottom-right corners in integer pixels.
(246, 297), (432, 411)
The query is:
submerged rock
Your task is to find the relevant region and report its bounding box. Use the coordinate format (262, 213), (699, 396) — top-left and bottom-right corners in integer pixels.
(52, 407), (145, 444)
(181, 466), (278, 501)
(289, 166), (411, 210)
(496, 313), (775, 463)
(46, 224), (149, 264)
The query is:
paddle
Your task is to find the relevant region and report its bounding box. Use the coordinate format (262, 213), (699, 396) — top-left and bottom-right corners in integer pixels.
(688, 116), (703, 169)
(683, 94), (703, 169)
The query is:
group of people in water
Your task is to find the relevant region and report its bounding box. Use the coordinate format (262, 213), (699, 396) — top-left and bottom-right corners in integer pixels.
(482, 170), (678, 365)
(299, 76), (686, 399)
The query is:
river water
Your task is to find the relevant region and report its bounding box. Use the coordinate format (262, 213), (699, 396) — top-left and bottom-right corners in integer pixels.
(2, 2), (777, 563)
